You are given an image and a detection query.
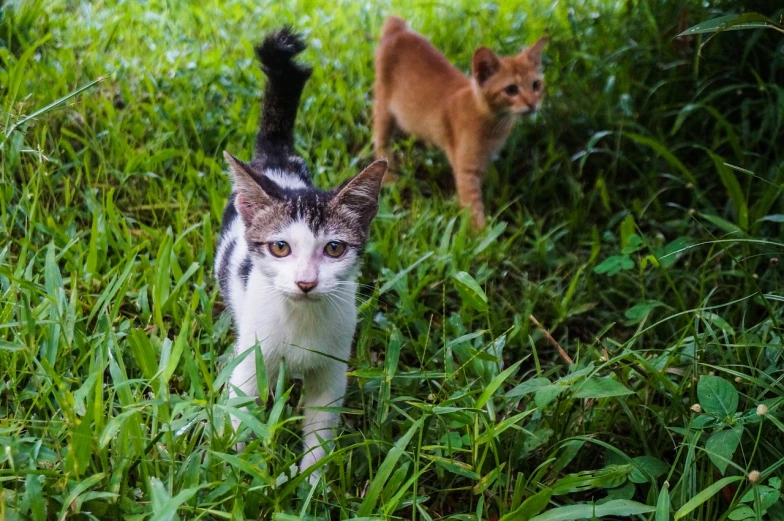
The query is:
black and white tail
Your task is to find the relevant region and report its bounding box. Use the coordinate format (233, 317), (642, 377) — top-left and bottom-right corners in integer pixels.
(253, 28), (312, 168)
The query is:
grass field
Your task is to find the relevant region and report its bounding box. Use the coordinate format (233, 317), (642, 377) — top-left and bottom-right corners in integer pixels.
(3, 0), (784, 519)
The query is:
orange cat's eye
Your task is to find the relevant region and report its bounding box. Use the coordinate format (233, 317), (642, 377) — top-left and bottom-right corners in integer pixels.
(532, 80), (543, 92)
(268, 241), (291, 257)
(504, 84), (519, 95)
(324, 241), (347, 258)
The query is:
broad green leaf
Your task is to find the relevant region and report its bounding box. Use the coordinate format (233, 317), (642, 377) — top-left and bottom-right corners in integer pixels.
(692, 414), (722, 429)
(629, 456), (670, 484)
(705, 425), (742, 474)
(678, 13), (783, 36)
(573, 377), (633, 399)
(99, 409), (142, 448)
(728, 506), (756, 520)
(699, 213), (744, 235)
(553, 440), (585, 473)
(674, 476), (744, 519)
(149, 477), (201, 521)
(507, 377), (552, 398)
(656, 483), (670, 521)
(625, 301), (663, 325)
(128, 329), (158, 380)
(23, 472), (46, 521)
(757, 214), (784, 223)
(55, 473), (105, 521)
(424, 454), (479, 480)
(500, 488), (552, 521)
(619, 215), (637, 251)
(658, 237), (694, 268)
(530, 499), (655, 521)
(621, 234), (644, 254)
(604, 480), (635, 501)
(452, 271), (488, 312)
(697, 375), (739, 417)
(701, 312), (736, 336)
(551, 465), (632, 495)
(740, 485), (780, 509)
(535, 385), (565, 409)
(594, 255), (634, 276)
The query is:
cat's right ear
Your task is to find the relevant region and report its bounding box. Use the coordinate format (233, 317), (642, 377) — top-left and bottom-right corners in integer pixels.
(333, 159), (388, 225)
(522, 36), (548, 67)
(224, 151), (272, 223)
(472, 47), (501, 85)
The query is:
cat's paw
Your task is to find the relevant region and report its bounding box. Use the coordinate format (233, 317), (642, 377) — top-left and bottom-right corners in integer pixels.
(299, 446), (326, 485)
(299, 445), (325, 470)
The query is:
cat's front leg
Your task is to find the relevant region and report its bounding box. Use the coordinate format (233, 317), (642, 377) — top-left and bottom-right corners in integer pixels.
(299, 361), (346, 484)
(453, 160), (487, 230)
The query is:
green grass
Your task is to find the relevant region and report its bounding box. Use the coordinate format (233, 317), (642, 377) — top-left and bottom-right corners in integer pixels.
(2, 0), (784, 519)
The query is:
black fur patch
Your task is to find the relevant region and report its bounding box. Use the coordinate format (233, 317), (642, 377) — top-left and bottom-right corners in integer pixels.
(219, 194), (238, 237)
(239, 257), (253, 288)
(218, 239), (236, 296)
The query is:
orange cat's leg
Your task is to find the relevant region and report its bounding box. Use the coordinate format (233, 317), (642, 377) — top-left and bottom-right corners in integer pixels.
(372, 92), (397, 183)
(453, 157), (486, 230)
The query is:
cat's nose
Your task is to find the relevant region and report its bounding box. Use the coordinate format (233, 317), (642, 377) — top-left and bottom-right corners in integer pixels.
(296, 280), (318, 293)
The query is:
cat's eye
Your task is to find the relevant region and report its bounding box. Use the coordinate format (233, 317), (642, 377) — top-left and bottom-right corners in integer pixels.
(324, 241), (347, 258)
(532, 80), (542, 92)
(268, 241), (291, 257)
(504, 84), (519, 95)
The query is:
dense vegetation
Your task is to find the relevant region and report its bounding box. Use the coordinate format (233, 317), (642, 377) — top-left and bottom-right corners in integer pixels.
(2, 0), (784, 519)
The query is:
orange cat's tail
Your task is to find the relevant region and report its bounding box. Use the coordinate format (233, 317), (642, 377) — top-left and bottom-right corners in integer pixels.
(380, 16), (408, 40)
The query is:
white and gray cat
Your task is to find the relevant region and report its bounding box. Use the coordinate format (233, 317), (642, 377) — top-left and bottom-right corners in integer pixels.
(214, 28), (387, 483)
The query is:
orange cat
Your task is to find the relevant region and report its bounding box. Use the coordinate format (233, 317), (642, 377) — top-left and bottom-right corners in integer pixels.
(373, 16), (547, 229)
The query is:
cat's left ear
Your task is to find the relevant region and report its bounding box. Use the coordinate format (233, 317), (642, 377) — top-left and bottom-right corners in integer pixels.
(522, 36), (548, 67)
(472, 47), (501, 85)
(333, 159), (388, 225)
(224, 151), (275, 223)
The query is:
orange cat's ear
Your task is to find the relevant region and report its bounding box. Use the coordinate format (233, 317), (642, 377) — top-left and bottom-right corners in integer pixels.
(523, 36), (548, 66)
(472, 47), (501, 85)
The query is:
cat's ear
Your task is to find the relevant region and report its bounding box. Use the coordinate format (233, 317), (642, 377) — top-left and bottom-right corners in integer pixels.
(472, 47), (501, 85)
(523, 36), (548, 67)
(224, 151), (273, 223)
(333, 159), (388, 224)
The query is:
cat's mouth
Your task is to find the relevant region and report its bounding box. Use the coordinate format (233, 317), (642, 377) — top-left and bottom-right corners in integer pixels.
(285, 291), (323, 302)
(517, 105), (538, 115)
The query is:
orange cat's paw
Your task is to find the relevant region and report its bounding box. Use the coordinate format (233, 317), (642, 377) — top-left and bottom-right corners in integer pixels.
(470, 212), (486, 230)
